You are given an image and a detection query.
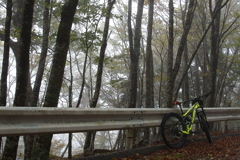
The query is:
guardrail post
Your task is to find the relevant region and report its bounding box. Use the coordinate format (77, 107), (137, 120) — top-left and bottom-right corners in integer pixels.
(125, 129), (134, 150)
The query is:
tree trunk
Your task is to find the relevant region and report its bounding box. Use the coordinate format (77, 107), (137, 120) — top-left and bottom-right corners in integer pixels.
(68, 51), (73, 159)
(144, 0), (154, 143)
(68, 133), (73, 159)
(23, 1), (52, 159)
(76, 49), (88, 108)
(2, 0), (34, 159)
(30, 0), (51, 107)
(181, 0), (190, 106)
(125, 0), (144, 150)
(171, 0), (196, 95)
(83, 0), (116, 156)
(208, 0), (222, 107)
(113, 130), (123, 150)
(166, 0), (174, 108)
(31, 1), (78, 159)
(89, 0), (116, 108)
(2, 136), (19, 160)
(0, 0), (12, 151)
(194, 56), (202, 93)
(0, 0), (12, 106)
(127, 0), (144, 109)
(166, 0), (196, 107)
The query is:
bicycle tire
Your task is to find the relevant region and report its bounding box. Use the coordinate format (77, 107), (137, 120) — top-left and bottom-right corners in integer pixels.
(198, 112), (213, 143)
(161, 112), (187, 149)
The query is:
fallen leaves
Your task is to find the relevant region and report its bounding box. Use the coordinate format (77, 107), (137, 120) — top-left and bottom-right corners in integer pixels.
(114, 132), (240, 160)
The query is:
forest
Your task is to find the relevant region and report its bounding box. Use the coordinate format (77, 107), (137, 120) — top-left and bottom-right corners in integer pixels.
(0, 0), (239, 159)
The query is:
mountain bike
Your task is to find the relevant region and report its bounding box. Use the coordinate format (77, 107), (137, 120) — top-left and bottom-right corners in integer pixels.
(161, 92), (213, 149)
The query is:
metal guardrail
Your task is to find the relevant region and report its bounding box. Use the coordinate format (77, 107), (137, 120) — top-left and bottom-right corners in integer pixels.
(0, 107), (240, 136)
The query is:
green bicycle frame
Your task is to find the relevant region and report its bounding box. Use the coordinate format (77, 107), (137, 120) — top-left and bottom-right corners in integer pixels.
(180, 102), (200, 135)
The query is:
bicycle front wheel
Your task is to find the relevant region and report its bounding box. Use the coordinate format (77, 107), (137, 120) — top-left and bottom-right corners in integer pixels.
(198, 112), (213, 143)
(161, 113), (187, 149)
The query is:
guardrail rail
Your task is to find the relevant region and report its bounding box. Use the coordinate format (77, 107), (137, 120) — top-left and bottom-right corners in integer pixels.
(0, 107), (240, 136)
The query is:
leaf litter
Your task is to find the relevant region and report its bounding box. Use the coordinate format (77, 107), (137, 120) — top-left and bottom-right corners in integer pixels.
(114, 132), (240, 160)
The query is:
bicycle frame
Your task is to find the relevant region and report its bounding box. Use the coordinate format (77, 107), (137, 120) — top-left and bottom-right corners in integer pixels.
(180, 102), (201, 135)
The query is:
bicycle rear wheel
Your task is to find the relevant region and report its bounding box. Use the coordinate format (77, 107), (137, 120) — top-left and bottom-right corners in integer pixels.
(161, 113), (187, 149)
(198, 112), (213, 143)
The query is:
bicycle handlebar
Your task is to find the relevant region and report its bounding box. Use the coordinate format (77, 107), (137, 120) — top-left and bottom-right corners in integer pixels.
(173, 92), (213, 105)
(196, 92), (212, 99)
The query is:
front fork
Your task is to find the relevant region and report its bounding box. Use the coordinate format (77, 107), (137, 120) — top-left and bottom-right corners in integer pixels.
(197, 107), (210, 129)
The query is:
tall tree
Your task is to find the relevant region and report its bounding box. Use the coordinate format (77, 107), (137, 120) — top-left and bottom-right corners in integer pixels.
(0, 0), (12, 107)
(2, 0), (35, 159)
(207, 0), (222, 107)
(23, 1), (52, 159)
(181, 0), (190, 105)
(0, 0), (12, 151)
(166, 0), (196, 107)
(67, 51), (73, 159)
(83, 0), (116, 156)
(144, 0), (154, 142)
(31, 1), (78, 159)
(125, 0), (144, 149)
(166, 0), (174, 108)
(173, 0), (229, 100)
(30, 0), (51, 108)
(75, 0), (103, 108)
(127, 0), (144, 108)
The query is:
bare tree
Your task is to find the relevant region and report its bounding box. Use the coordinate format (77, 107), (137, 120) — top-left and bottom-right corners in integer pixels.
(144, 0), (154, 143)
(173, 0), (230, 100)
(23, 1), (52, 159)
(166, 0), (197, 107)
(2, 0), (35, 159)
(166, 0), (174, 108)
(127, 0), (144, 109)
(0, 0), (12, 152)
(30, 0), (51, 108)
(83, 0), (116, 156)
(75, 1), (103, 108)
(207, 0), (223, 107)
(31, 1), (79, 159)
(125, 0), (144, 149)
